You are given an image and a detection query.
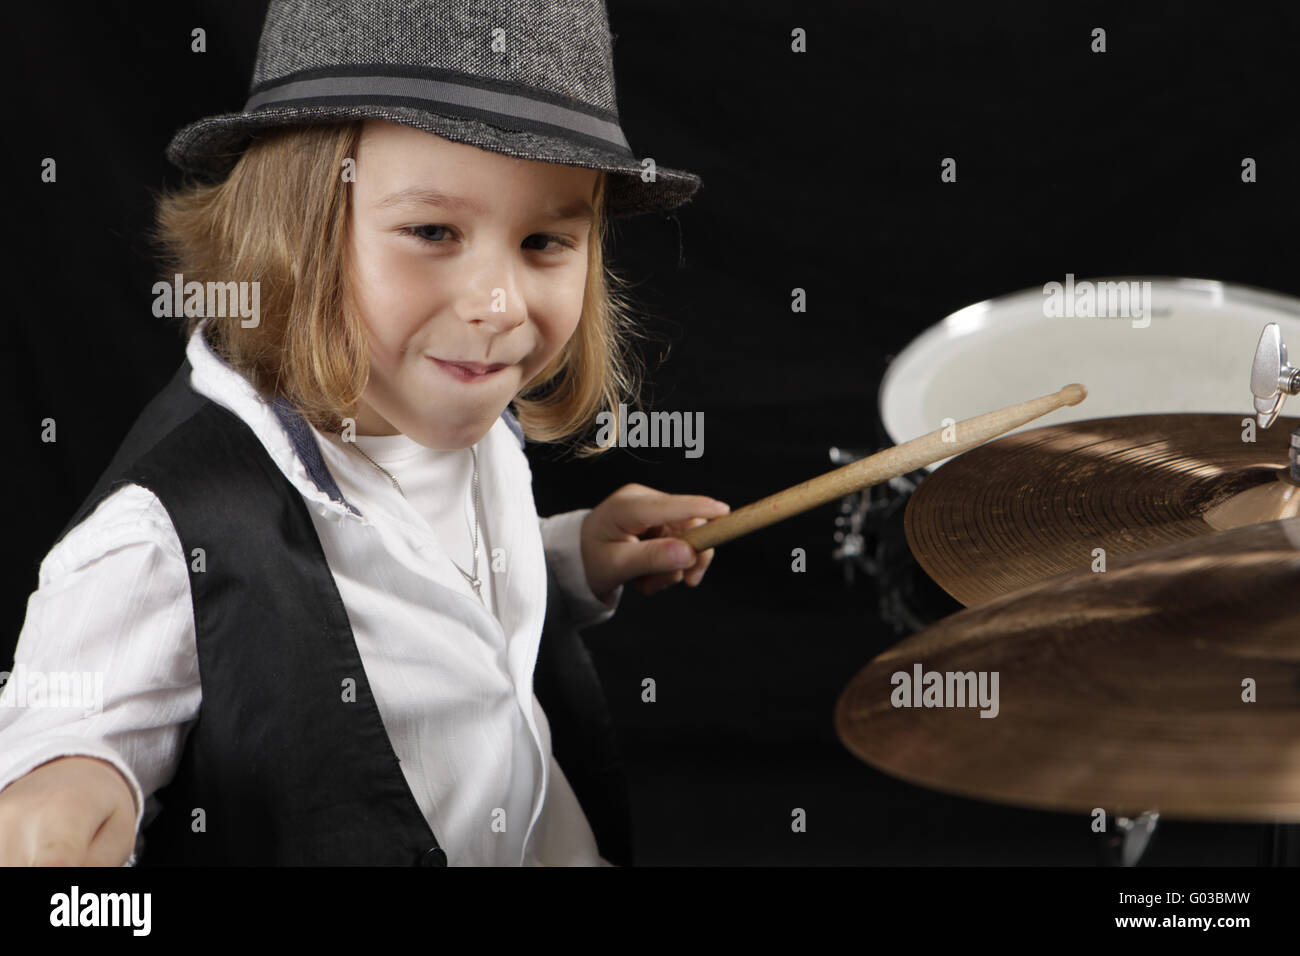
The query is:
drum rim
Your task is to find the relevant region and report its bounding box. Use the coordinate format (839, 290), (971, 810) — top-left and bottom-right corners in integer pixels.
(878, 274), (1300, 454)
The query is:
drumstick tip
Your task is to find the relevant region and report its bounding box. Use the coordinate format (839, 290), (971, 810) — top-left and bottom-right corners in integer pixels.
(1060, 383), (1087, 405)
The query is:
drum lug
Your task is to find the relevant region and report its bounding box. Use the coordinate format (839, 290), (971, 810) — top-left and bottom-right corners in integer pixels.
(1250, 323), (1300, 483)
(1251, 322), (1300, 430)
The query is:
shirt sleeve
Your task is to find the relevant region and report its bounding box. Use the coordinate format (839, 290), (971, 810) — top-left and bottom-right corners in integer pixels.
(537, 509), (623, 629)
(0, 484), (201, 865)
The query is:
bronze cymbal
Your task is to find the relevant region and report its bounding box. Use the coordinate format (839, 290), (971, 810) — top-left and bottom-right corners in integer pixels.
(905, 413), (1299, 608)
(836, 517), (1300, 822)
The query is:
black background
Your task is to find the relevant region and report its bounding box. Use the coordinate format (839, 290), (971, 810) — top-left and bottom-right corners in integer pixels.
(7, 0), (1299, 865)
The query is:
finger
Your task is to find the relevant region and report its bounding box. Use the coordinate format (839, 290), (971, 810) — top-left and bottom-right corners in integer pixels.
(613, 494), (730, 536)
(603, 534), (698, 586)
(30, 829), (91, 866)
(684, 547), (716, 587)
(658, 515), (708, 536)
(672, 517), (714, 587)
(634, 569), (684, 595)
(635, 516), (708, 557)
(84, 804), (136, 867)
(0, 809), (29, 867)
(632, 567), (686, 593)
(28, 793), (105, 866)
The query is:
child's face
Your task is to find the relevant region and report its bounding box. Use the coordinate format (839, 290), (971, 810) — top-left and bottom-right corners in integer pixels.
(346, 119), (598, 446)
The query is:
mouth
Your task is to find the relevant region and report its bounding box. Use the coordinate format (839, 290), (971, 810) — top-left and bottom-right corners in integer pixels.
(428, 357), (512, 383)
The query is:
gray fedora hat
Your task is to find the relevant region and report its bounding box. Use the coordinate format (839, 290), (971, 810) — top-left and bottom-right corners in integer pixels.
(166, 0), (701, 218)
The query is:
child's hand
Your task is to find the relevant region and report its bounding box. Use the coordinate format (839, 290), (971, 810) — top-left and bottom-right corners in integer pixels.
(580, 484), (730, 598)
(0, 756), (137, 866)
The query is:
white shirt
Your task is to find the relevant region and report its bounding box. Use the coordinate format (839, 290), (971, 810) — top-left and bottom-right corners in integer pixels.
(318, 427), (503, 621)
(0, 319), (624, 866)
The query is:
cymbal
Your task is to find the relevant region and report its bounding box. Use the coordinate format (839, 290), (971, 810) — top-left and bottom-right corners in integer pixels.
(905, 413), (1299, 608)
(836, 517), (1300, 822)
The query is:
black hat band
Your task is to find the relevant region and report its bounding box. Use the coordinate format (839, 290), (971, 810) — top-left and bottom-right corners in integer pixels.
(243, 66), (634, 155)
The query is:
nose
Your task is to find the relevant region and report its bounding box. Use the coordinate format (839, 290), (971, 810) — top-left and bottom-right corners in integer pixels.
(453, 246), (527, 336)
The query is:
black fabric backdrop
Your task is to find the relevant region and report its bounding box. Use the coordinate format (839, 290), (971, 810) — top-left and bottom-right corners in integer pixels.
(7, 0), (1298, 864)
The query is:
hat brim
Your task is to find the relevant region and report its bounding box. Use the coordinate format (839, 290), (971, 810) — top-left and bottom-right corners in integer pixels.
(166, 105), (701, 218)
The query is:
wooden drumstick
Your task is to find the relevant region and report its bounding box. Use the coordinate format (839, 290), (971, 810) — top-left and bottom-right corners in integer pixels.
(677, 383), (1088, 552)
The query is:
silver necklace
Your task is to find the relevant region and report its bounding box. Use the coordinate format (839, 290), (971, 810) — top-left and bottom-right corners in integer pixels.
(348, 440), (485, 605)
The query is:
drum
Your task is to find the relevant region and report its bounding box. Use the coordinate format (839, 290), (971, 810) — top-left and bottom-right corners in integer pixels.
(850, 277), (1300, 635)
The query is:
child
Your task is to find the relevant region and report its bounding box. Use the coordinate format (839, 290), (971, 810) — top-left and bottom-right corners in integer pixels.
(0, 0), (727, 866)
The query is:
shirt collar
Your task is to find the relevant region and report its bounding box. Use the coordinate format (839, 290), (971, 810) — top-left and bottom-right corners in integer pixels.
(268, 394), (363, 516)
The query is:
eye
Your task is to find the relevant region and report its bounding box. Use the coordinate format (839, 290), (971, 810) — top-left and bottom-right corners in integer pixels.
(401, 225), (577, 253)
(403, 224), (454, 244)
(522, 233), (578, 254)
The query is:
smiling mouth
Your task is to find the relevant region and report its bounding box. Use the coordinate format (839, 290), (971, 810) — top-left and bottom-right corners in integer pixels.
(428, 357), (512, 382)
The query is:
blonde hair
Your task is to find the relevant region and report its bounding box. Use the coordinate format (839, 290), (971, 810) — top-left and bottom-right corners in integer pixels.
(149, 120), (648, 457)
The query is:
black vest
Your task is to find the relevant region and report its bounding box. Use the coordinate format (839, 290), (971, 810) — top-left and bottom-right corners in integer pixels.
(52, 358), (633, 866)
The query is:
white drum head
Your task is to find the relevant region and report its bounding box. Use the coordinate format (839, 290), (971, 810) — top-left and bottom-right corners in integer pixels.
(879, 277), (1300, 469)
